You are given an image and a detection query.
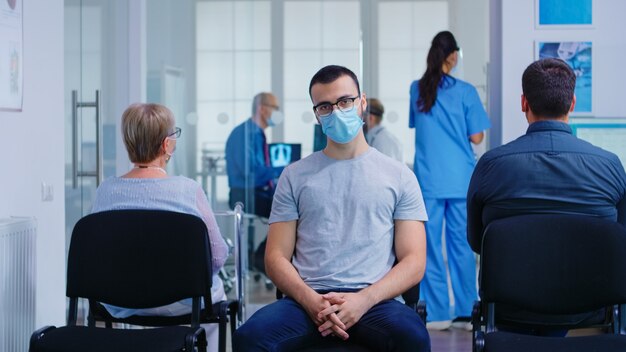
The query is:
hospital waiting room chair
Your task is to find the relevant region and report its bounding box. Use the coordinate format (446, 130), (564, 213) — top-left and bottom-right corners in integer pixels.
(29, 209), (231, 352)
(472, 214), (626, 352)
(85, 209), (241, 352)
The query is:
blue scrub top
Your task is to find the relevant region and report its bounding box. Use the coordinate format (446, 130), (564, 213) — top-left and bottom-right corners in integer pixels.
(409, 76), (491, 199)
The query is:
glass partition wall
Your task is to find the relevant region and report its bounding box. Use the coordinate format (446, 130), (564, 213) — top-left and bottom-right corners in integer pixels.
(65, 0), (488, 322)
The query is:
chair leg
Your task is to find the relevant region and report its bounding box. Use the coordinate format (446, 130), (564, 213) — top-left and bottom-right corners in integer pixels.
(618, 304), (626, 335)
(417, 300), (427, 323)
(228, 301), (239, 351)
(472, 300), (483, 352)
(219, 319), (227, 352)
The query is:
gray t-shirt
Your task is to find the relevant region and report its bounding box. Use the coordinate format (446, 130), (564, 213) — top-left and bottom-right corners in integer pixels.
(269, 148), (428, 290)
(366, 125), (403, 162)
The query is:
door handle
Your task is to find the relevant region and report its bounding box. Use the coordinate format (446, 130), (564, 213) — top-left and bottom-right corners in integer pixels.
(71, 90), (101, 189)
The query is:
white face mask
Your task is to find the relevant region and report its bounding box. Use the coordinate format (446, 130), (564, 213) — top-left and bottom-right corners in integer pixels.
(267, 110), (283, 127)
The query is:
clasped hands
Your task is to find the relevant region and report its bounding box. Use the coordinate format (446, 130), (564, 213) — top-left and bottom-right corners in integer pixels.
(310, 292), (372, 340)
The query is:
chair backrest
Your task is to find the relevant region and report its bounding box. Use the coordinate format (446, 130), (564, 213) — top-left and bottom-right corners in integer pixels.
(66, 210), (212, 309)
(480, 214), (626, 315)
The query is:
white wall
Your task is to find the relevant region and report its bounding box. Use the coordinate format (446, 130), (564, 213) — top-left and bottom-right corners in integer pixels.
(450, 0), (489, 96)
(0, 0), (66, 327)
(500, 0), (626, 143)
(450, 0), (489, 156)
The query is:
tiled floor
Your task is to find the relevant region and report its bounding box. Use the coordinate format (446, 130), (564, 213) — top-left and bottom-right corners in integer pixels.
(430, 329), (472, 352)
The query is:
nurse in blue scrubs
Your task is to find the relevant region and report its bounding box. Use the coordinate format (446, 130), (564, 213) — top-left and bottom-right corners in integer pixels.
(409, 31), (491, 330)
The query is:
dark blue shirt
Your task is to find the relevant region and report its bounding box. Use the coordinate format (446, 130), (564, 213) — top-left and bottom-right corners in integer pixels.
(467, 120), (626, 253)
(225, 118), (282, 189)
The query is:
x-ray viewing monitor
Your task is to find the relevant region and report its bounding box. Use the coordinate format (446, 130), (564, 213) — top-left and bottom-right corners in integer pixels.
(268, 143), (302, 168)
(313, 124), (327, 152)
(570, 118), (626, 166)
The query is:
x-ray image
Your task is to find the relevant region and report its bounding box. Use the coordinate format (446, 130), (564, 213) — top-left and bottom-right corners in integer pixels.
(270, 144), (292, 167)
(269, 143), (302, 168)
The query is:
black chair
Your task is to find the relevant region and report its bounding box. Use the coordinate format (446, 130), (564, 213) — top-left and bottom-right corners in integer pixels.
(472, 214), (626, 352)
(276, 283), (426, 352)
(80, 210), (239, 352)
(30, 209), (215, 352)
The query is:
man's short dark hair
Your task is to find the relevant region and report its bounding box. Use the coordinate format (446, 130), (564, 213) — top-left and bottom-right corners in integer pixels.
(309, 65), (361, 100)
(522, 58), (576, 118)
(367, 98), (384, 119)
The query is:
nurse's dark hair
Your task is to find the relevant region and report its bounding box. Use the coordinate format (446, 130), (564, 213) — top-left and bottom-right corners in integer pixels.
(309, 65), (361, 100)
(418, 31), (459, 113)
(522, 58), (576, 118)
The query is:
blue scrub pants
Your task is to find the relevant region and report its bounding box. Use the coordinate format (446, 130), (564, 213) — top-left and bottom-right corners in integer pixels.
(421, 198), (477, 322)
(233, 296), (430, 352)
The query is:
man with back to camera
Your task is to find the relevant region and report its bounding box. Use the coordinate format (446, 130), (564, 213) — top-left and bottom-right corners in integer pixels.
(225, 92), (284, 273)
(233, 65), (430, 351)
(364, 98), (403, 162)
(467, 58), (626, 331)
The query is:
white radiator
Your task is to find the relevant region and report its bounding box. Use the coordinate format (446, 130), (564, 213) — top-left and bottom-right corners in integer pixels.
(0, 217), (36, 352)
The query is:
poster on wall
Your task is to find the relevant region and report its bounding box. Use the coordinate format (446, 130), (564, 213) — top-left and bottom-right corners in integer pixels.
(536, 0), (592, 28)
(536, 41), (592, 115)
(0, 0), (23, 111)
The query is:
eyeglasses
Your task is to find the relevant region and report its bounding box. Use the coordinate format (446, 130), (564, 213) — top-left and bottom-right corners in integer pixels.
(167, 127), (181, 139)
(313, 96), (360, 117)
(263, 103), (280, 111)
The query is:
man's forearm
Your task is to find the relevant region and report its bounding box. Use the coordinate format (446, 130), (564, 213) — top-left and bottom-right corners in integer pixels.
(359, 253), (423, 306)
(266, 255), (317, 305)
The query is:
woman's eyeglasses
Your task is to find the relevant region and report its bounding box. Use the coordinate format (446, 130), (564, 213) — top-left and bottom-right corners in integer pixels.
(167, 127), (182, 139)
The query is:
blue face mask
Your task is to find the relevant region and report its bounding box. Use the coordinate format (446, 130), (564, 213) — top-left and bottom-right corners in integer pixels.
(320, 107), (364, 144)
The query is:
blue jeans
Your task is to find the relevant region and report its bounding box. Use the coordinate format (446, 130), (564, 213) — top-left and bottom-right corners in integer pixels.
(233, 296), (430, 352)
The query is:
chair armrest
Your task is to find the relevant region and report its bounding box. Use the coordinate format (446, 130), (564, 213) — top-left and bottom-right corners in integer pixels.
(186, 326), (207, 352)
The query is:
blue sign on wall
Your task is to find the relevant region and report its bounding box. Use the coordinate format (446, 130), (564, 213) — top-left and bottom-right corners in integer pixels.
(539, 0), (592, 25)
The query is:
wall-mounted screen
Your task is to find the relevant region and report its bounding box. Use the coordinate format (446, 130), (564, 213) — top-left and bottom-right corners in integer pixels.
(570, 118), (626, 166)
(313, 124), (326, 153)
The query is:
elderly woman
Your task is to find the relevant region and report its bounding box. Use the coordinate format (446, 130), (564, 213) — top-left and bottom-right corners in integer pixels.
(91, 103), (228, 348)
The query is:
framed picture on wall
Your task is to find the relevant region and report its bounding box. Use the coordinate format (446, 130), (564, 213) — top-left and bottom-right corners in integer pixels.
(535, 0), (593, 29)
(535, 41), (593, 115)
(0, 0), (23, 111)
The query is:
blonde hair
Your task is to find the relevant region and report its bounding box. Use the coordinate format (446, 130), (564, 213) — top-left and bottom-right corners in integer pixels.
(121, 103), (175, 163)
